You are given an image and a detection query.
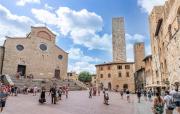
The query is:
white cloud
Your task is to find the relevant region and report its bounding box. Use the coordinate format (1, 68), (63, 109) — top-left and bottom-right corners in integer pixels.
(16, 0), (41, 6)
(68, 47), (101, 62)
(44, 4), (54, 11)
(31, 7), (111, 51)
(67, 47), (101, 73)
(68, 61), (96, 74)
(137, 0), (166, 14)
(0, 4), (35, 45)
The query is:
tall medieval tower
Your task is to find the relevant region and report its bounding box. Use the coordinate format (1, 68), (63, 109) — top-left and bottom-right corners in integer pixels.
(112, 17), (126, 62)
(134, 42), (145, 71)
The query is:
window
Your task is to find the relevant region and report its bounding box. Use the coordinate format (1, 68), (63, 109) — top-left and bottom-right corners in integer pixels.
(39, 43), (47, 51)
(117, 65), (122, 69)
(58, 55), (63, 60)
(16, 44), (24, 51)
(125, 65), (130, 69)
(107, 66), (111, 70)
(156, 71), (159, 77)
(100, 67), (103, 71)
(118, 72), (121, 77)
(126, 72), (130, 77)
(108, 73), (111, 78)
(100, 74), (103, 78)
(157, 81), (160, 84)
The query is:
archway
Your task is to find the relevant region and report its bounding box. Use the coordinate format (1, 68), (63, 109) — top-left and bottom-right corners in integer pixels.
(123, 84), (128, 91)
(108, 82), (111, 90)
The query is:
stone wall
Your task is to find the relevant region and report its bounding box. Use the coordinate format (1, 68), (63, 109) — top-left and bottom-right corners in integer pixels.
(149, 0), (180, 87)
(134, 42), (145, 71)
(96, 62), (135, 92)
(112, 17), (126, 62)
(2, 27), (68, 79)
(0, 47), (4, 74)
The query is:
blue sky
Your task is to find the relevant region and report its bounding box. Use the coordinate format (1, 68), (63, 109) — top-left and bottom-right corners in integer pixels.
(0, 0), (166, 73)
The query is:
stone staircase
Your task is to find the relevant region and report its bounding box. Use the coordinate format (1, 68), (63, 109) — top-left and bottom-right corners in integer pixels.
(10, 77), (87, 91)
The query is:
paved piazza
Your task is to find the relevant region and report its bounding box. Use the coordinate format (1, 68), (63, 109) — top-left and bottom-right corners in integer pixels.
(2, 91), (178, 114)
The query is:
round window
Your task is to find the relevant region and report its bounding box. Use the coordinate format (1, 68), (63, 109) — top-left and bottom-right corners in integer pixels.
(39, 44), (47, 51)
(16, 45), (24, 51)
(58, 55), (63, 60)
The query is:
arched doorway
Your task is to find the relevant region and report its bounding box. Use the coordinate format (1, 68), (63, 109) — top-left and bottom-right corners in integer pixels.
(108, 82), (111, 90)
(123, 84), (128, 91)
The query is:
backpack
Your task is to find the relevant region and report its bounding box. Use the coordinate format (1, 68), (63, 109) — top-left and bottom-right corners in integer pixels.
(167, 96), (176, 110)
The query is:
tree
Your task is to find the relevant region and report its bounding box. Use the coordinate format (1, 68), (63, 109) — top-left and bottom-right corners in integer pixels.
(78, 71), (92, 83)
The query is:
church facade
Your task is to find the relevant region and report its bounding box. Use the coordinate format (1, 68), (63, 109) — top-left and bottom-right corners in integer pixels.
(0, 26), (68, 79)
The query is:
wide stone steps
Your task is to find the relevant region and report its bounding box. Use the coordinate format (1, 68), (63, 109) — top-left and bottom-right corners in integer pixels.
(10, 78), (87, 91)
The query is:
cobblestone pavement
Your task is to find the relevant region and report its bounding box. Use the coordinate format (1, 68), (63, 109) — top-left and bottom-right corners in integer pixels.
(2, 91), (178, 114)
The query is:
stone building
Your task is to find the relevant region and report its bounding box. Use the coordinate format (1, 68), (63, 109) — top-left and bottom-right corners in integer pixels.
(134, 42), (145, 90)
(134, 68), (145, 91)
(95, 17), (135, 92)
(0, 26), (68, 79)
(149, 0), (180, 89)
(96, 62), (135, 92)
(143, 55), (154, 90)
(134, 42), (145, 71)
(67, 72), (78, 81)
(112, 17), (126, 62)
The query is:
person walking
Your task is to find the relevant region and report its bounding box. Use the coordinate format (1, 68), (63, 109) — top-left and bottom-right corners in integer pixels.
(120, 89), (124, 99)
(148, 89), (152, 101)
(39, 87), (46, 104)
(50, 86), (56, 104)
(164, 91), (175, 114)
(144, 89), (147, 101)
(103, 89), (109, 105)
(172, 88), (180, 114)
(33, 86), (38, 96)
(65, 86), (69, 99)
(126, 89), (130, 103)
(137, 89), (141, 103)
(152, 92), (164, 114)
(0, 87), (8, 112)
(89, 87), (93, 98)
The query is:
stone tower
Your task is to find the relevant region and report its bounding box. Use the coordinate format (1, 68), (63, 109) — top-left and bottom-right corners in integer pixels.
(134, 42), (145, 71)
(112, 17), (126, 62)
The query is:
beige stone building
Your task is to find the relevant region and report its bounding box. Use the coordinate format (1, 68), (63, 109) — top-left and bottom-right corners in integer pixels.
(96, 62), (135, 92)
(95, 17), (135, 92)
(67, 72), (78, 81)
(143, 55), (154, 89)
(149, 0), (180, 89)
(0, 26), (68, 79)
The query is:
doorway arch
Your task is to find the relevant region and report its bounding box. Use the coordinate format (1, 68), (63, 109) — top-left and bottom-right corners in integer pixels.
(108, 82), (111, 90)
(123, 84), (128, 91)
